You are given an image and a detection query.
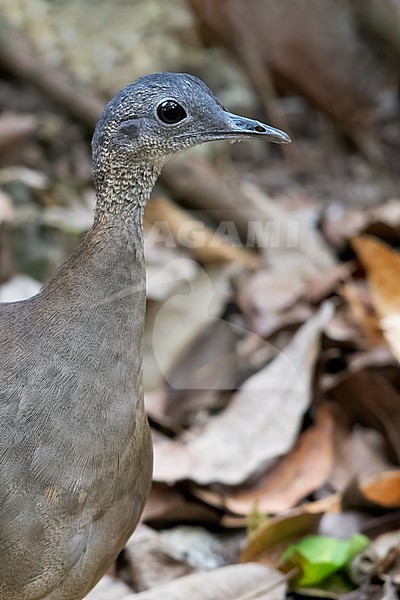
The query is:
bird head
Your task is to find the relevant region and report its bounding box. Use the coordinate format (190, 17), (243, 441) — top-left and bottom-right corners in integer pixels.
(92, 72), (291, 171)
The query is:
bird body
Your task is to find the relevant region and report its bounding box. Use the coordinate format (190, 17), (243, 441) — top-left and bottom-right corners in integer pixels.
(0, 220), (153, 599)
(0, 73), (290, 599)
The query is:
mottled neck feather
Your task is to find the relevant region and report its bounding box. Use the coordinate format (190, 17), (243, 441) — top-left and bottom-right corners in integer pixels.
(42, 159), (161, 307)
(93, 160), (161, 228)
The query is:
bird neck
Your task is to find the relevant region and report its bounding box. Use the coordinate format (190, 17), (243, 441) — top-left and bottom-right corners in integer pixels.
(93, 160), (161, 228)
(42, 159), (162, 315)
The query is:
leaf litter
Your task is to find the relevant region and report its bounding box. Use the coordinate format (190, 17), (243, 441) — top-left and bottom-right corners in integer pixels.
(153, 302), (333, 486)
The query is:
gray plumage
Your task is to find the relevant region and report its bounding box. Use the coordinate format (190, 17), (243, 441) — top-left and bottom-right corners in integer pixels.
(0, 72), (290, 600)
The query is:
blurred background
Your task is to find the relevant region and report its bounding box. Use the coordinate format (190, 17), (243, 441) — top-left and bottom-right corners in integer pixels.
(1, 1), (400, 598)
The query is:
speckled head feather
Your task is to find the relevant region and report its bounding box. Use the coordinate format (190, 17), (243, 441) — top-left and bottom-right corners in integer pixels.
(92, 73), (225, 174)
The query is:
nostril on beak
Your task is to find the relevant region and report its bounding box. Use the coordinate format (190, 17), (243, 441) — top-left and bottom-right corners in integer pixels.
(223, 111), (291, 143)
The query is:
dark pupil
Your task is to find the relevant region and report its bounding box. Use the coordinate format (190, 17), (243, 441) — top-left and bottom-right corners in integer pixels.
(157, 101), (186, 124)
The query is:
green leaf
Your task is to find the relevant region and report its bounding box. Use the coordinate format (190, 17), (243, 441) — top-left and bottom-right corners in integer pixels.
(283, 534), (369, 587)
(346, 533), (370, 563)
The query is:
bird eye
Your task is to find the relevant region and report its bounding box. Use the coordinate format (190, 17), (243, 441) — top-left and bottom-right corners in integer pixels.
(157, 100), (187, 124)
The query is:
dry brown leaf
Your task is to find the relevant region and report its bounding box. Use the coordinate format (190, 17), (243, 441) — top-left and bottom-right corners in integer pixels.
(241, 183), (336, 275)
(324, 312), (363, 345)
(324, 199), (400, 249)
(153, 302), (333, 486)
(121, 563), (286, 600)
(353, 235), (400, 361)
(361, 470), (400, 509)
(241, 508), (323, 566)
(327, 370), (400, 465)
(340, 281), (385, 346)
(329, 422), (393, 495)
(306, 262), (354, 303)
(353, 236), (400, 317)
(343, 470), (400, 512)
(194, 404), (335, 515)
(235, 270), (310, 337)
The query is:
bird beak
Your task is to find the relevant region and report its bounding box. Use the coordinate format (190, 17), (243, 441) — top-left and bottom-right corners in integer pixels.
(222, 111), (291, 144)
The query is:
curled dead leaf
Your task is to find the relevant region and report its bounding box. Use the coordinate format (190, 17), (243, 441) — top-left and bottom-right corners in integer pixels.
(352, 235), (400, 362)
(241, 508), (323, 566)
(343, 470), (400, 511)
